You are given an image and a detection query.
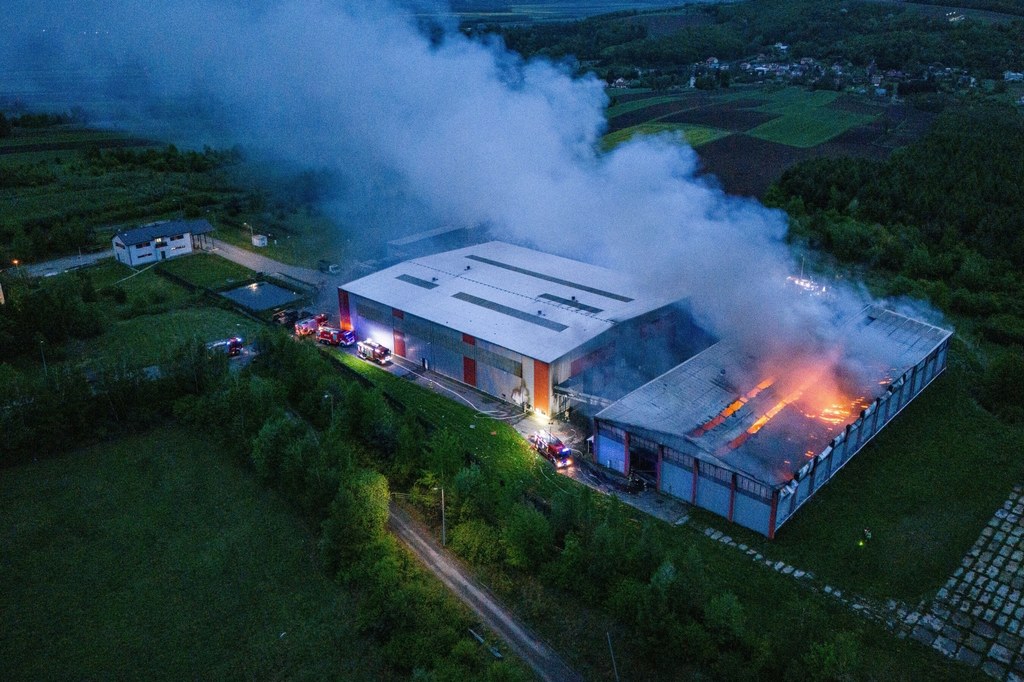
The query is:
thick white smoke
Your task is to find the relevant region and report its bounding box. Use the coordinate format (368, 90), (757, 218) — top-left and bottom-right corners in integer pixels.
(3, 0), (899, 378)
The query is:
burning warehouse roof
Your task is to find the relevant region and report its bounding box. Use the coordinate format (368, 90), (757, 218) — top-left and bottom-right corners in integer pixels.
(594, 305), (953, 538)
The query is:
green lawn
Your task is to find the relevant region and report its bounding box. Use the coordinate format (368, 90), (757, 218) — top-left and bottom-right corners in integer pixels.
(77, 306), (262, 369)
(215, 209), (346, 269)
(157, 252), (256, 290)
(0, 427), (386, 680)
(748, 87), (877, 147)
(330, 349), (539, 473)
(87, 260), (195, 309)
(602, 123), (730, 150)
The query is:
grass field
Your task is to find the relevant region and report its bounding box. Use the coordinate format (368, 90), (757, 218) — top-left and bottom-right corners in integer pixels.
(215, 209), (346, 269)
(157, 252), (256, 290)
(604, 86), (880, 153)
(50, 260), (263, 369)
(77, 306), (262, 369)
(0, 427), (387, 680)
(601, 122), (729, 149)
(0, 127), (137, 153)
(748, 89), (877, 147)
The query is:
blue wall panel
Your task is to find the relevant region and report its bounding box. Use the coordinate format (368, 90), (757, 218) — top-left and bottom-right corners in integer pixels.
(732, 493), (770, 535)
(596, 433), (626, 473)
(660, 462), (690, 500)
(695, 477), (731, 518)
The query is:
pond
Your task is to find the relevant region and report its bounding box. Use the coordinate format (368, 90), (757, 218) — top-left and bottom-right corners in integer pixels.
(221, 281), (303, 311)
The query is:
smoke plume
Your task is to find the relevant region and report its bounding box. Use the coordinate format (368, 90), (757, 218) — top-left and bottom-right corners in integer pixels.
(2, 0), (912, 381)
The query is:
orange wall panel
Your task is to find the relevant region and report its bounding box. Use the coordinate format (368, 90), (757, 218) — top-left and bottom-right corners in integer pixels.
(533, 359), (550, 414)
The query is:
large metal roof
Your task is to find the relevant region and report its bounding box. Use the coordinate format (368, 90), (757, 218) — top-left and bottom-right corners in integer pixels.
(596, 306), (953, 487)
(341, 241), (684, 362)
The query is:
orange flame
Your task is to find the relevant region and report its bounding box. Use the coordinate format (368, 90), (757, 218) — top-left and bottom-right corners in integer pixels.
(716, 357), (871, 456)
(691, 378), (774, 437)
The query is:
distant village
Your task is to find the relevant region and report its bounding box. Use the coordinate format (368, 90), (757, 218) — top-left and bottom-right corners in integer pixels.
(609, 40), (1024, 105)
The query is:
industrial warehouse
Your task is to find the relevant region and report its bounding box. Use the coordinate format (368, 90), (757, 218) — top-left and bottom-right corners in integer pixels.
(594, 306), (952, 537)
(338, 241), (697, 416)
(340, 243), (953, 537)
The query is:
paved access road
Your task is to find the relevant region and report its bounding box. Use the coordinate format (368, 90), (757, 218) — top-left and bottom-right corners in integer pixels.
(388, 503), (584, 682)
(207, 239), (350, 313)
(21, 251), (112, 277)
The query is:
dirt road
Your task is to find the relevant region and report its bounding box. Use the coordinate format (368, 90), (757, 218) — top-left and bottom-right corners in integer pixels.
(388, 504), (584, 682)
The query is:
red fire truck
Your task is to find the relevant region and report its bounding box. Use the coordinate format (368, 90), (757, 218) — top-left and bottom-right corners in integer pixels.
(206, 336), (244, 357)
(317, 327), (355, 346)
(294, 313), (329, 336)
(356, 340), (391, 365)
(529, 431), (573, 469)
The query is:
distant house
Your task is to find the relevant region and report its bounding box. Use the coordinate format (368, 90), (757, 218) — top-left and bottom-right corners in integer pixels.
(112, 218), (214, 267)
(1004, 71), (1024, 82)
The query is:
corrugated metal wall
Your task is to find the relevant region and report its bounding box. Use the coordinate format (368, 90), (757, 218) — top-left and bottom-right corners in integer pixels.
(347, 292), (537, 408)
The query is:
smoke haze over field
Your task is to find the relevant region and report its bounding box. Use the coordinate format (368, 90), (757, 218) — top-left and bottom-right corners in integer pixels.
(2, 0), (920, 382)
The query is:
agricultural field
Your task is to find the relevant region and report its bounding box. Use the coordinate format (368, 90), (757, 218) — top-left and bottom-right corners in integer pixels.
(602, 85), (926, 196)
(447, 1), (690, 25)
(0, 427), (387, 681)
(0, 126), (243, 262)
(600, 122), (729, 150)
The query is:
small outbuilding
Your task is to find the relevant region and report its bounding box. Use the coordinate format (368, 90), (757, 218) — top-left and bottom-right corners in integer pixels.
(112, 219), (214, 267)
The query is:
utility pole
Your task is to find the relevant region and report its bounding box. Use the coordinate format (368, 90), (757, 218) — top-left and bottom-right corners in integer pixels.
(39, 339), (48, 376)
(441, 486), (447, 547)
(607, 631), (620, 682)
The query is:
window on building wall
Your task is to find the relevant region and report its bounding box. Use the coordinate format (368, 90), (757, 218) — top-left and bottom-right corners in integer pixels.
(736, 476), (770, 501)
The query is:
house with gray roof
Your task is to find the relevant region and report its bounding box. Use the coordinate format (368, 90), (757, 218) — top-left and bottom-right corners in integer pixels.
(112, 219), (214, 267)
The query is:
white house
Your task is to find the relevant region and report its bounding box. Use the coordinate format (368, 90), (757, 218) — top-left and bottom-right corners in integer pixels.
(112, 219), (214, 267)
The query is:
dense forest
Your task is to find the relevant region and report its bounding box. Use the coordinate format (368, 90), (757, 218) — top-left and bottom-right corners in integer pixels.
(766, 99), (1024, 421)
(487, 0), (1024, 77)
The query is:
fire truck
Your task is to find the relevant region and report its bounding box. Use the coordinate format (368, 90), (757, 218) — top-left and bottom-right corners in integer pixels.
(206, 336), (244, 357)
(294, 313), (329, 336)
(356, 340), (392, 365)
(317, 327), (355, 346)
(528, 430), (573, 468)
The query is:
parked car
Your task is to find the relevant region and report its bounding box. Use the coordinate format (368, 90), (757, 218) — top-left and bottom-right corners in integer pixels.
(317, 259), (341, 274)
(272, 309), (298, 326)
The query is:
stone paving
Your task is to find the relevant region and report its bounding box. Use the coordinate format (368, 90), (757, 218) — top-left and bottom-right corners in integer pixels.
(896, 485), (1024, 681)
(692, 485), (1024, 681)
